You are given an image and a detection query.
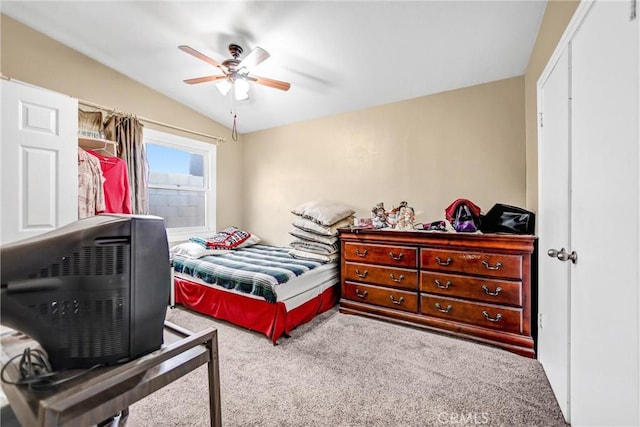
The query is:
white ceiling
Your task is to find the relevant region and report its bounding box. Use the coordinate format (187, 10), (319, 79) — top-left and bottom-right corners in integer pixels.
(1, 1), (546, 134)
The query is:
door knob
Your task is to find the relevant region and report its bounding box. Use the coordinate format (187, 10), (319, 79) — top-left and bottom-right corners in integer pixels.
(547, 248), (578, 264)
(547, 248), (561, 258)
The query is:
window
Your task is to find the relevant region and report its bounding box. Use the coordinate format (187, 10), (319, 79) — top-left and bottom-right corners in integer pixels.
(144, 128), (216, 242)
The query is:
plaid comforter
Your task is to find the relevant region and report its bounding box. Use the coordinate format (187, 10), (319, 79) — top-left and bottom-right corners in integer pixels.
(172, 244), (323, 303)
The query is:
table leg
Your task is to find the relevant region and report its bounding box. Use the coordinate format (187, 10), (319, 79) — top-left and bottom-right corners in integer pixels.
(207, 332), (222, 427)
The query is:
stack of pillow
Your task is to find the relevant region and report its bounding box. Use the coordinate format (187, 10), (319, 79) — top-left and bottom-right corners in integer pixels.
(289, 200), (354, 263)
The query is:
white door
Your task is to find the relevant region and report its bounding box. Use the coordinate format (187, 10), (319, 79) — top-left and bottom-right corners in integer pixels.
(1, 79), (78, 244)
(537, 46), (571, 420)
(538, 1), (640, 425)
(569, 1), (639, 425)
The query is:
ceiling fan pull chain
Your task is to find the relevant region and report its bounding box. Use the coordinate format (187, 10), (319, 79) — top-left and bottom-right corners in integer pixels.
(232, 114), (238, 141)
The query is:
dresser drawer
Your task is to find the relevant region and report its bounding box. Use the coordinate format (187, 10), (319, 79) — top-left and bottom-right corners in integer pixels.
(420, 248), (522, 279)
(344, 262), (417, 290)
(420, 272), (522, 306)
(343, 281), (418, 313)
(420, 294), (522, 334)
(344, 242), (417, 268)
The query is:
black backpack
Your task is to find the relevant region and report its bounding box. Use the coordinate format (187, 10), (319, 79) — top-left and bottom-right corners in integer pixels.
(480, 204), (535, 235)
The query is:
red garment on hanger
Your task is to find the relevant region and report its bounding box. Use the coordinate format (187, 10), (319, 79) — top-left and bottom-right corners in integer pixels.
(87, 150), (132, 214)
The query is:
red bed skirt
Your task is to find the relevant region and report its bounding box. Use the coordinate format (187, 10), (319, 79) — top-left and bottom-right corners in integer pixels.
(173, 276), (340, 344)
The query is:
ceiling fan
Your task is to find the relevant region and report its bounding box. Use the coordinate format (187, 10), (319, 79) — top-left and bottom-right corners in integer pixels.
(179, 43), (291, 100)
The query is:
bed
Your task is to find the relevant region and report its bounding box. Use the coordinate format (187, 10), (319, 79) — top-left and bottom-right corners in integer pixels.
(170, 244), (340, 344)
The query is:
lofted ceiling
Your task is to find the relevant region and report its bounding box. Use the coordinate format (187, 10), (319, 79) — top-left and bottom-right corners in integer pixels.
(1, 1), (546, 134)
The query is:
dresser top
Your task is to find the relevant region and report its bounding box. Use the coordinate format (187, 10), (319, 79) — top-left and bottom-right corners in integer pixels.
(338, 227), (536, 252)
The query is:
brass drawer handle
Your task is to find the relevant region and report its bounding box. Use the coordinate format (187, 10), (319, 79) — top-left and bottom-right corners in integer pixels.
(435, 303), (452, 313)
(389, 295), (404, 305)
(355, 249), (368, 257)
(389, 252), (404, 261)
(482, 260), (503, 271)
(355, 289), (368, 299)
(434, 280), (451, 289)
(435, 256), (453, 266)
(355, 269), (368, 278)
(389, 274), (404, 283)
(482, 311), (503, 322)
(482, 285), (502, 296)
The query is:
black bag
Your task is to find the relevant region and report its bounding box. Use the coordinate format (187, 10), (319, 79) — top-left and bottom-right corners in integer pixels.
(480, 204), (535, 235)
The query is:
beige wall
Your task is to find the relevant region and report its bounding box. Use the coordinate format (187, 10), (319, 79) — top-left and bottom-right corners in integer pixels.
(242, 0), (579, 246)
(0, 15), (243, 230)
(243, 77), (526, 246)
(524, 0), (580, 212)
(2, 2), (580, 246)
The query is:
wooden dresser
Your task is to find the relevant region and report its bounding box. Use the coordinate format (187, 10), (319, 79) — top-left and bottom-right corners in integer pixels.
(338, 228), (537, 357)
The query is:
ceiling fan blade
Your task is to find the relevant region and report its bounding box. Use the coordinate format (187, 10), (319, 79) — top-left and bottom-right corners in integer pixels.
(183, 75), (228, 85)
(238, 47), (270, 72)
(178, 45), (223, 69)
(248, 75), (291, 91)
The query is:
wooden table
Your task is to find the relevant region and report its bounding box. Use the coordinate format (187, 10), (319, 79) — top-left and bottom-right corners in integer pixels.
(0, 321), (221, 426)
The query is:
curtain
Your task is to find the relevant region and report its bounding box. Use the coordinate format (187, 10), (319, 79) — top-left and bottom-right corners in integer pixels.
(104, 114), (149, 214)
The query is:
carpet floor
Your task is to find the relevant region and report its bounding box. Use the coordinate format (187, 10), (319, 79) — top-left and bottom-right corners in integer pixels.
(124, 305), (567, 427)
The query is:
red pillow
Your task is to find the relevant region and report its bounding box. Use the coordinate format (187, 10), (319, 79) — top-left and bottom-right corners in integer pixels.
(200, 227), (251, 249)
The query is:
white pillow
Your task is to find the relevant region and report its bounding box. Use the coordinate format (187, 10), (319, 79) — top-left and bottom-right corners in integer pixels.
(292, 217), (352, 237)
(288, 248), (339, 263)
(291, 200), (355, 226)
(238, 233), (262, 248)
(170, 242), (231, 259)
(289, 239), (339, 255)
(289, 228), (338, 245)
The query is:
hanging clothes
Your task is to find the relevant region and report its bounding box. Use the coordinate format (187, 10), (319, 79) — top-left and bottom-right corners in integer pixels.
(104, 114), (149, 214)
(87, 149), (132, 214)
(78, 147), (106, 218)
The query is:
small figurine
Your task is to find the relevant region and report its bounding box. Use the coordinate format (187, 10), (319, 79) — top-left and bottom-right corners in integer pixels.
(396, 205), (416, 231)
(386, 211), (397, 228)
(371, 202), (388, 229)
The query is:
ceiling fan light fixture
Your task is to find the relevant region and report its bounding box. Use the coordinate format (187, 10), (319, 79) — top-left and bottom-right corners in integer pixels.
(180, 43), (290, 109)
(216, 79), (232, 96)
(234, 78), (250, 101)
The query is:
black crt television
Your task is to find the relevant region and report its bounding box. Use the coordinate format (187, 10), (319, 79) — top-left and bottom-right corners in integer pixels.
(0, 214), (171, 370)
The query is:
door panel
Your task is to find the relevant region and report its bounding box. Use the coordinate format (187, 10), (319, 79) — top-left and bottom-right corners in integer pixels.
(570, 1), (639, 425)
(1, 80), (78, 244)
(538, 46), (571, 421)
(22, 147), (58, 227)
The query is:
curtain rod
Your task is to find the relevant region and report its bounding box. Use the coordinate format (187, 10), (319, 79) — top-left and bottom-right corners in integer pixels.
(78, 99), (227, 143)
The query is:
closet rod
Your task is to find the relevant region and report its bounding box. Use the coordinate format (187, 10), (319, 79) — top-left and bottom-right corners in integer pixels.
(78, 99), (227, 143)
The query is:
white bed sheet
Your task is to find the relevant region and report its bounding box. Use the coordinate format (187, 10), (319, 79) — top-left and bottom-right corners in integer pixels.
(173, 261), (339, 311)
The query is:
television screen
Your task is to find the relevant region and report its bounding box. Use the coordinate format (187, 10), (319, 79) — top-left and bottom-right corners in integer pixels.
(0, 214), (171, 370)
